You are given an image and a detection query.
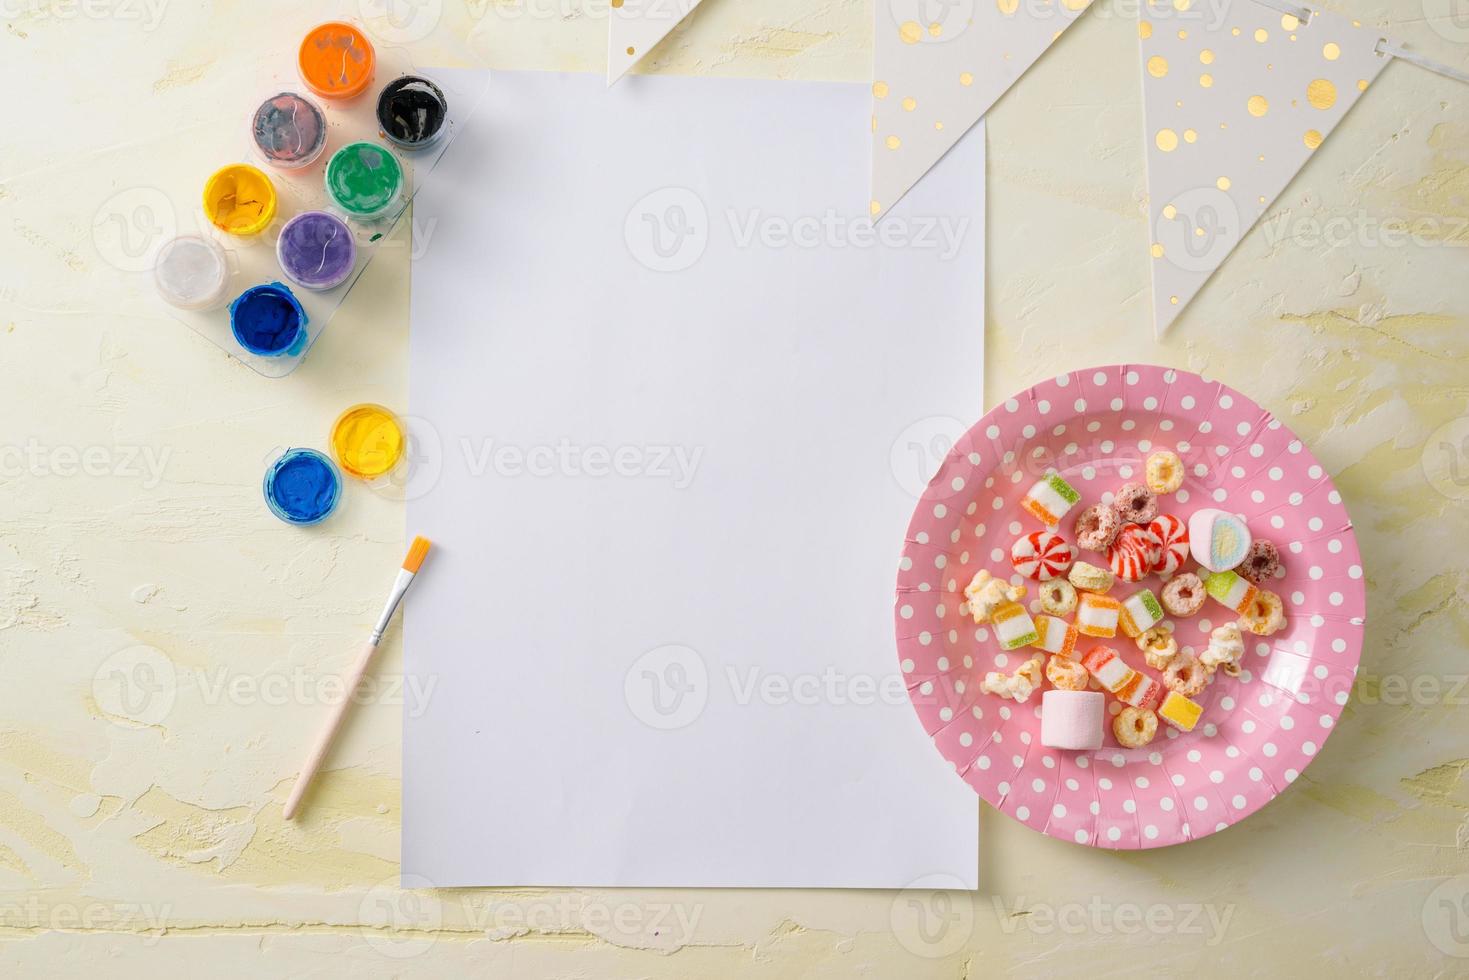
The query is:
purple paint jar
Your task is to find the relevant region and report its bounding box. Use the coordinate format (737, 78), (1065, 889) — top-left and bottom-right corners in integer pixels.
(275, 210), (357, 290)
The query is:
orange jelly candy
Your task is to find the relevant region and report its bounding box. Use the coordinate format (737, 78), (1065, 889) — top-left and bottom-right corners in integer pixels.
(299, 22), (376, 100)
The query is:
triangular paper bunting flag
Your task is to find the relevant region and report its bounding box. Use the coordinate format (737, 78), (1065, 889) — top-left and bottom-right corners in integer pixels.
(607, 0), (705, 84)
(871, 0), (1093, 219)
(1141, 2), (1388, 335)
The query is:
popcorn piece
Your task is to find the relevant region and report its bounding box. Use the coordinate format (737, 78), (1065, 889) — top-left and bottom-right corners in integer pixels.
(1046, 654), (1089, 691)
(1108, 523), (1160, 582)
(1010, 531), (1076, 582)
(1041, 690), (1104, 750)
(1158, 690), (1203, 732)
(1149, 514), (1190, 577)
(1112, 481), (1159, 526)
(1237, 538), (1283, 585)
(1161, 572), (1206, 617)
(1188, 508), (1253, 572)
(1076, 593), (1121, 638)
(1032, 614), (1079, 657)
(981, 655), (1044, 702)
(1119, 589), (1164, 638)
(1039, 579), (1078, 616)
(1113, 706), (1159, 747)
(1068, 560), (1115, 594)
(1081, 644), (1136, 693)
(1021, 473), (1081, 527)
(964, 570), (1026, 625)
(1145, 449), (1184, 494)
(1137, 624), (1179, 670)
(1115, 671), (1164, 711)
(1204, 570), (1259, 615)
(992, 601), (1040, 650)
(1239, 589), (1287, 636)
(1073, 504), (1120, 552)
(1162, 653), (1208, 696)
(1199, 621), (1245, 675)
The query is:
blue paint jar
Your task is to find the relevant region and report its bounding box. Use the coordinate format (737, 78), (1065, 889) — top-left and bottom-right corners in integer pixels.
(230, 281), (308, 356)
(263, 448), (342, 526)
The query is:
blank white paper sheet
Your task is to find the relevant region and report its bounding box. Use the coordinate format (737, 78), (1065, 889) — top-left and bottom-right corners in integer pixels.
(405, 70), (983, 888)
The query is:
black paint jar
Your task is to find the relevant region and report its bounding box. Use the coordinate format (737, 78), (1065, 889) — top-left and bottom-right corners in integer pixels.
(376, 75), (449, 150)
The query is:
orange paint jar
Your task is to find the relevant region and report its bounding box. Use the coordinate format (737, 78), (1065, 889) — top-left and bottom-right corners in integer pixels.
(298, 21), (376, 100)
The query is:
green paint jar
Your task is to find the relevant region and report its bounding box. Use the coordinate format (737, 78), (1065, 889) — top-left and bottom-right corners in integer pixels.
(324, 141), (404, 221)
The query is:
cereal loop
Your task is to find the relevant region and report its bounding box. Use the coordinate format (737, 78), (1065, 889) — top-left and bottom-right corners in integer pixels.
(1039, 579), (1078, 616)
(1161, 571), (1206, 617)
(1113, 706), (1158, 748)
(1145, 449), (1184, 494)
(1239, 589), (1287, 636)
(1073, 504), (1120, 552)
(1238, 539), (1282, 585)
(1162, 653), (1208, 696)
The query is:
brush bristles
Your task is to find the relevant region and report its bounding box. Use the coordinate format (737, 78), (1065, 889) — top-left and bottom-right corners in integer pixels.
(402, 536), (431, 573)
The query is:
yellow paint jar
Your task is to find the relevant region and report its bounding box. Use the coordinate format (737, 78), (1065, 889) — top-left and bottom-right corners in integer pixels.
(330, 403), (404, 479)
(202, 163), (277, 237)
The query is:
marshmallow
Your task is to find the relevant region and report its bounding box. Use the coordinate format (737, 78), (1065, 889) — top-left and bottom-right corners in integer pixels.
(1188, 508), (1253, 572)
(1021, 473), (1081, 527)
(1040, 690), (1104, 750)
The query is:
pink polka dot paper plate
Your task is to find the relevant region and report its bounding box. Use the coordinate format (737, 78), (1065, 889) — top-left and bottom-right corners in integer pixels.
(895, 364), (1365, 849)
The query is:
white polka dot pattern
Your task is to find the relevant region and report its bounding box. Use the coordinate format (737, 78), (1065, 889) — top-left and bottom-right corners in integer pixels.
(895, 365), (1365, 849)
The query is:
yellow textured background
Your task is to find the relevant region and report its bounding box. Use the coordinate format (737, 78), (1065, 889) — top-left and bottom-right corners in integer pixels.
(1, 0), (1467, 975)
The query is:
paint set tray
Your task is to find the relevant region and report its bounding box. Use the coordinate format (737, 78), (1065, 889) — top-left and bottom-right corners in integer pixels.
(148, 10), (489, 378)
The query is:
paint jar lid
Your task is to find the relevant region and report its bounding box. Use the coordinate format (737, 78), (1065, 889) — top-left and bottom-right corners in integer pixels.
(376, 75), (449, 150)
(154, 235), (230, 311)
(263, 448), (342, 526)
(330, 403), (405, 479)
(203, 163), (278, 237)
(324, 142), (404, 221)
(299, 21), (376, 100)
(276, 211), (358, 291)
(251, 92), (329, 171)
(230, 281), (308, 357)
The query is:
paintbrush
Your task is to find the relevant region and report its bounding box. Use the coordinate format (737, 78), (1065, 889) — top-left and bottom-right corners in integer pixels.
(283, 536), (432, 820)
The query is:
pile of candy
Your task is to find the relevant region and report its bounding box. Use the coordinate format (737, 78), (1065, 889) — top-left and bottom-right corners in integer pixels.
(964, 449), (1288, 751)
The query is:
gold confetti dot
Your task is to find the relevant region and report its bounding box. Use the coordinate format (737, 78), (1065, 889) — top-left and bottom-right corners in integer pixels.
(1173, 0), (1191, 10)
(1200, 73), (1213, 88)
(1170, 296), (1180, 305)
(1194, 227), (1205, 237)
(1232, 27), (1241, 36)
(934, 120), (945, 130)
(1216, 176), (1231, 190)
(899, 20), (923, 44)
(886, 135), (902, 150)
(1163, 204), (1178, 219)
(1148, 55), (1169, 78)
(1247, 95), (1269, 116)
(1307, 78), (1337, 109)
(1200, 49), (1215, 64)
(929, 21), (943, 36)
(1062, 0), (1088, 10)
(873, 81), (889, 99)
(902, 96), (917, 111)
(626, 46), (635, 55)
(1303, 129), (1323, 149)
(1155, 128), (1179, 152)
(960, 72), (974, 86)
(870, 200), (881, 216)
(611, 0), (623, 6)
(1281, 13), (1299, 29)
(998, 0), (1019, 14)
(1139, 21), (1153, 39)
(1184, 128), (1198, 143)
(1254, 28), (1268, 42)
(1178, 29), (1188, 39)
(1357, 78), (1369, 91)
(1151, 243), (1165, 258)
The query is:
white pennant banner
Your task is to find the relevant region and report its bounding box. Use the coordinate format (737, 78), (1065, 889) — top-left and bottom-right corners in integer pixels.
(871, 0), (1093, 219)
(608, 0), (705, 85)
(1140, 1), (1389, 335)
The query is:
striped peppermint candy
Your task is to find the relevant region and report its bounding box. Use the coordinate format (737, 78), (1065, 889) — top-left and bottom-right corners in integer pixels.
(1149, 514), (1190, 577)
(1107, 524), (1159, 582)
(1010, 531), (1076, 581)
